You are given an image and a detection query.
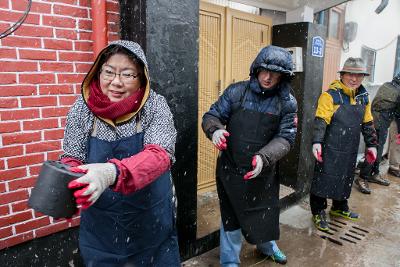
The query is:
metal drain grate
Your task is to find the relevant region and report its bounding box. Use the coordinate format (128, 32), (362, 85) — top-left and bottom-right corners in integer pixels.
(317, 218), (369, 246)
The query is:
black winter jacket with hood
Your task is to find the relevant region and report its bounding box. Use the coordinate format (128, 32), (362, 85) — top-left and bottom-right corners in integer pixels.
(202, 45), (298, 166)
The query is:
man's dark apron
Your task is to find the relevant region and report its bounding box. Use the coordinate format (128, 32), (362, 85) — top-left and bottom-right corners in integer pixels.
(216, 89), (280, 244)
(311, 90), (366, 200)
(79, 119), (180, 267)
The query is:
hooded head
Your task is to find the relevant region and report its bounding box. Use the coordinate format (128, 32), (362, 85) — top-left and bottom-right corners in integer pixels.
(249, 45), (294, 80)
(82, 40), (150, 125)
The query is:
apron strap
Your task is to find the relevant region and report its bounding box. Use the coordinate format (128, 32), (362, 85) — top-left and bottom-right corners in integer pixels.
(239, 84), (283, 118)
(237, 84), (250, 110)
(135, 112), (142, 133)
(91, 118), (98, 137)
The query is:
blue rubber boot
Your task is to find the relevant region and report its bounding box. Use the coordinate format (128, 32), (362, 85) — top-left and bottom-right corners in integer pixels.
(257, 240), (287, 265)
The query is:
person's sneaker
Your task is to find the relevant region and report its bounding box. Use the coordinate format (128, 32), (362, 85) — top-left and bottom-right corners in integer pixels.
(312, 211), (329, 232)
(268, 249), (287, 265)
(367, 174), (390, 186)
(354, 178), (371, 194)
(329, 209), (359, 221)
(388, 168), (400, 178)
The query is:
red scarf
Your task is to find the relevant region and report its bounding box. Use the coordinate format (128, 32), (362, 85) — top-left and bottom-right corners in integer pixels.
(87, 80), (145, 120)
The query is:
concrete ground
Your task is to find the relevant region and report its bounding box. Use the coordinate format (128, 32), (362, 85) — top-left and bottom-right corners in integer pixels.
(183, 164), (400, 267)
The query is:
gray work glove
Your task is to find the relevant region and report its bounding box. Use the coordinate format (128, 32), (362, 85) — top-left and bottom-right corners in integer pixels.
(68, 163), (117, 209)
(212, 129), (230, 150)
(312, 143), (323, 162)
(243, 155), (263, 180)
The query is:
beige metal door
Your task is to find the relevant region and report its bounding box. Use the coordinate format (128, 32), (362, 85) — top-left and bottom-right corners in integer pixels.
(198, 2), (225, 192)
(197, 2), (272, 192)
(323, 39), (341, 90)
(225, 8), (272, 88)
(322, 5), (346, 90)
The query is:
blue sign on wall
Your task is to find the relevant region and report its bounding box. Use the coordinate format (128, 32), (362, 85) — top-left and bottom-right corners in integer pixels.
(312, 36), (324, 57)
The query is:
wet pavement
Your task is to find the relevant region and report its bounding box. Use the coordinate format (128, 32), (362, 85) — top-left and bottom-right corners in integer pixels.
(183, 165), (400, 266)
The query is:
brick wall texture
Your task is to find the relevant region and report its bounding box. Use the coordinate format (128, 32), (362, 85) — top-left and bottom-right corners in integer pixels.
(0, 0), (120, 249)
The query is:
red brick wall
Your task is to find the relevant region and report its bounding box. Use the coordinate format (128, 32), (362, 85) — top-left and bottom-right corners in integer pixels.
(0, 0), (120, 249)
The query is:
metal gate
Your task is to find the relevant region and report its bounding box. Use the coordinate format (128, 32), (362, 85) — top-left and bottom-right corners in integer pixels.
(197, 2), (272, 192)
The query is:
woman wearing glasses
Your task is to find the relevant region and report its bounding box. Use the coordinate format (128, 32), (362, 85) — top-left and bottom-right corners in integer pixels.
(60, 40), (180, 266)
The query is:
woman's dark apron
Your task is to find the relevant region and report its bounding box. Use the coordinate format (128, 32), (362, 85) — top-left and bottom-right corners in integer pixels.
(311, 89), (366, 200)
(79, 119), (180, 267)
(216, 88), (281, 244)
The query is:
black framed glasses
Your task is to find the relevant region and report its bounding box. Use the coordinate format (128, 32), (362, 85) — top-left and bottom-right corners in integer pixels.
(100, 68), (140, 83)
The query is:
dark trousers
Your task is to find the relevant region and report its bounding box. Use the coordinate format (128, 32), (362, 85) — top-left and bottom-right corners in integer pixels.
(359, 127), (388, 178)
(310, 193), (349, 215)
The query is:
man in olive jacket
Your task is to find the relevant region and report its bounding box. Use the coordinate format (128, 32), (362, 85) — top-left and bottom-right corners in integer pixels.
(356, 72), (400, 193)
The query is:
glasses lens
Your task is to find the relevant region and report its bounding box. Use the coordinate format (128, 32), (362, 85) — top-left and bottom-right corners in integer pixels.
(120, 72), (137, 83)
(101, 69), (115, 80)
(101, 68), (140, 83)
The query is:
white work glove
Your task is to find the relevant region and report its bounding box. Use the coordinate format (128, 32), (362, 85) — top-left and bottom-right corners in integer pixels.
(312, 143), (323, 162)
(244, 155), (263, 180)
(68, 163), (117, 209)
(365, 147), (377, 164)
(212, 129), (230, 150)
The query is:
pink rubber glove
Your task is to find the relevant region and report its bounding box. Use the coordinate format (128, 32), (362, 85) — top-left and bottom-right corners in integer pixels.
(244, 155), (263, 180)
(212, 129), (230, 150)
(365, 147), (377, 164)
(312, 143), (323, 162)
(68, 163), (117, 209)
(68, 167), (91, 209)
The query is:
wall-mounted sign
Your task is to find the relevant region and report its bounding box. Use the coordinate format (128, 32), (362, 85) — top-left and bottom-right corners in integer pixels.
(312, 36), (324, 57)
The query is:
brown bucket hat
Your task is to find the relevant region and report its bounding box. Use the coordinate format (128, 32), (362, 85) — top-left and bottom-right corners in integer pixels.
(338, 57), (370, 76)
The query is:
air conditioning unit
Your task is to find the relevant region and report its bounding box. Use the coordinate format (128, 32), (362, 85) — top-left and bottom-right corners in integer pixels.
(344, 22), (358, 43)
(285, 47), (303, 72)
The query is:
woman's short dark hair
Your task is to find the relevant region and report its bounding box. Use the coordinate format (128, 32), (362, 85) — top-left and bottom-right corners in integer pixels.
(97, 45), (147, 87)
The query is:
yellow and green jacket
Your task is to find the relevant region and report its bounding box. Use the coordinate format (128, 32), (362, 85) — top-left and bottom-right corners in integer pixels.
(313, 80), (377, 147)
(315, 80), (373, 125)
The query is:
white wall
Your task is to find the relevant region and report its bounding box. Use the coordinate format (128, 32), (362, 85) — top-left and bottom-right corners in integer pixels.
(343, 0), (400, 85)
(286, 5), (314, 23)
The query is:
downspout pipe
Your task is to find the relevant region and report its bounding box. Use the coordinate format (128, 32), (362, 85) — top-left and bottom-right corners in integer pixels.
(91, 0), (108, 58)
(375, 0), (389, 14)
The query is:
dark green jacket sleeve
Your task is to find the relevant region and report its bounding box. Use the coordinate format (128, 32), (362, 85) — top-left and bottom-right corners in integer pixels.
(312, 117), (327, 144)
(361, 121), (378, 147)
